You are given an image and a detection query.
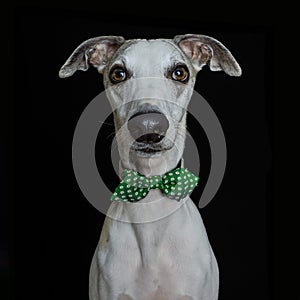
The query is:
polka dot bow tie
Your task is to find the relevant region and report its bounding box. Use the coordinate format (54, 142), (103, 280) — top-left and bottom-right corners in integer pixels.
(111, 167), (199, 202)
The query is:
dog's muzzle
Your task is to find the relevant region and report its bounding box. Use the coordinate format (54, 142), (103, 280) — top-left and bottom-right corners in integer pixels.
(127, 112), (169, 144)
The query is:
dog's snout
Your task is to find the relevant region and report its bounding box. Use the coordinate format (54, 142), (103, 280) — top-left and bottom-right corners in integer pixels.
(127, 112), (169, 144)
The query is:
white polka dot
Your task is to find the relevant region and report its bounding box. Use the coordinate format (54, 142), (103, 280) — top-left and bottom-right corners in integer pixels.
(114, 192), (117, 195)
(135, 192), (139, 195)
(143, 192), (147, 196)
(178, 176), (181, 180)
(178, 187), (182, 191)
(178, 192), (182, 196)
(128, 190), (131, 193)
(171, 192), (175, 195)
(183, 176), (187, 179)
(165, 180), (168, 183)
(129, 194), (133, 198)
(175, 171), (179, 175)
(155, 178), (159, 182)
(165, 189), (169, 193)
(171, 177), (174, 181)
(190, 179), (193, 182)
(126, 179), (131, 182)
(175, 196), (179, 200)
(120, 191), (124, 194)
(120, 186), (124, 189)
(127, 185), (130, 188)
(121, 195), (125, 198)
(171, 187), (175, 190)
(178, 182), (181, 185)
(134, 177), (138, 181)
(169, 173), (173, 176)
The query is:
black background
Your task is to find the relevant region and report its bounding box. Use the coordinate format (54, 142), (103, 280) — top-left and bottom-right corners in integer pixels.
(4, 4), (280, 300)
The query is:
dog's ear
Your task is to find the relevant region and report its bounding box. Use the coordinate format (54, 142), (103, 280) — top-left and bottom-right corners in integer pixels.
(59, 36), (125, 78)
(174, 34), (241, 76)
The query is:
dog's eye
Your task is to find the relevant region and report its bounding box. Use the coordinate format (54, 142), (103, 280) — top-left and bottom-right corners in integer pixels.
(171, 66), (189, 83)
(109, 67), (127, 83)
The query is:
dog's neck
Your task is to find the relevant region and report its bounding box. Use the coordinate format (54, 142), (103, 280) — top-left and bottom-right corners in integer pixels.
(119, 156), (182, 178)
(110, 156), (185, 219)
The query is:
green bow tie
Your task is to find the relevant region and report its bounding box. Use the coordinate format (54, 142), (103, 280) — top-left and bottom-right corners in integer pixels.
(111, 167), (199, 202)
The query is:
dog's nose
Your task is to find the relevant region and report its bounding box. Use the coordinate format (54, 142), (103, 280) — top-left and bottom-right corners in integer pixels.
(127, 112), (169, 144)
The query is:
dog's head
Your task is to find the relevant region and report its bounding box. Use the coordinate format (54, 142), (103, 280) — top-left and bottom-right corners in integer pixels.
(59, 35), (241, 166)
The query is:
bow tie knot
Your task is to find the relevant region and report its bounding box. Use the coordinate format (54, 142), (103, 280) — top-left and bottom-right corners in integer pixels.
(111, 167), (199, 202)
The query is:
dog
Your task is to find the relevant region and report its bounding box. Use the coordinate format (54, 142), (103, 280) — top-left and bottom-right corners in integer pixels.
(59, 34), (241, 300)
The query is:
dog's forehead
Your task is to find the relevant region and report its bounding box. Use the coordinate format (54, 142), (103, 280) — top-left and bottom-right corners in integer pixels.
(115, 39), (186, 70)
(123, 39), (177, 53)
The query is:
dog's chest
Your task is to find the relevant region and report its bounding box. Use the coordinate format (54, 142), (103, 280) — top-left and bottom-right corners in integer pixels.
(89, 199), (219, 299)
(98, 199), (212, 281)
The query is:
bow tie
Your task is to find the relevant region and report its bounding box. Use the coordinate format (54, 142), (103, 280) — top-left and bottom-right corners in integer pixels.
(111, 167), (199, 202)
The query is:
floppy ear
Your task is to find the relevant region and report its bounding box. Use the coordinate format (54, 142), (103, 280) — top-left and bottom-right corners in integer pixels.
(174, 34), (241, 76)
(59, 36), (125, 78)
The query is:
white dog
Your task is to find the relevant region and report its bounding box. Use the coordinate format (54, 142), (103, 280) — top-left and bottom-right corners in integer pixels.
(59, 34), (241, 300)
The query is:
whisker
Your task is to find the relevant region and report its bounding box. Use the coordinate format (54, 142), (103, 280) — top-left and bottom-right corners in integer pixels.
(99, 120), (115, 127)
(180, 126), (192, 139)
(106, 131), (117, 139)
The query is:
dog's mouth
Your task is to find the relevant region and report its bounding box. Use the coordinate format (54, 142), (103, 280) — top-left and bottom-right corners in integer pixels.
(132, 143), (172, 152)
(133, 148), (171, 157)
(131, 133), (173, 157)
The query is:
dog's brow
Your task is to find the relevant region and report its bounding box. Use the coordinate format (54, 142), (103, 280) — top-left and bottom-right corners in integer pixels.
(109, 57), (127, 68)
